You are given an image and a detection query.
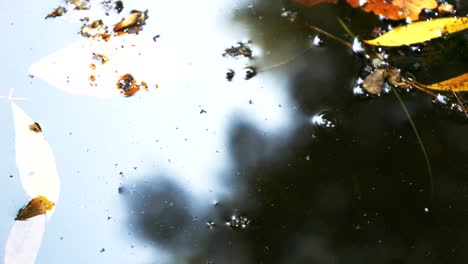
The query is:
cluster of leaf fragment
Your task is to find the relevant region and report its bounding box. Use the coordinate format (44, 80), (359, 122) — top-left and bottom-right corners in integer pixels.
(16, 196), (55, 221)
(116, 74), (149, 96)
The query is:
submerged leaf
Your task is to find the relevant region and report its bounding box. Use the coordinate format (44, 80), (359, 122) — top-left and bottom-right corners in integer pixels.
(364, 17), (468, 46)
(346, 0), (437, 21)
(424, 73), (468, 92)
(16, 196), (55, 221)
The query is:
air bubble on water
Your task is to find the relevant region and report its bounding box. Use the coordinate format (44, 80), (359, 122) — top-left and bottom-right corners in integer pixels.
(311, 111), (336, 129)
(226, 215), (250, 229)
(281, 9), (297, 22)
(433, 93), (448, 105)
(311, 35), (325, 47)
(206, 220), (216, 229)
(352, 38), (365, 53)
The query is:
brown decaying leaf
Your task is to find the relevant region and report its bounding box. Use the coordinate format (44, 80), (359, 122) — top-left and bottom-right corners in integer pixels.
(294, 0), (338, 7)
(80, 20), (111, 41)
(116, 73), (150, 96)
(346, 0), (438, 21)
(29, 122), (42, 133)
(363, 69), (385, 94)
(424, 73), (468, 92)
(16, 196), (55, 221)
(113, 10), (148, 34)
(92, 53), (109, 64)
(45, 6), (67, 19)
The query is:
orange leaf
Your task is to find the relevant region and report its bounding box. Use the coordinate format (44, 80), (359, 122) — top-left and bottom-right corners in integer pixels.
(424, 73), (468, 92)
(16, 196), (55, 221)
(346, 0), (438, 21)
(294, 0), (338, 7)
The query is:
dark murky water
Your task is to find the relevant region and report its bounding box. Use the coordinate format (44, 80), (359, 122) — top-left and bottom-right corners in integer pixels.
(1, 0), (468, 263)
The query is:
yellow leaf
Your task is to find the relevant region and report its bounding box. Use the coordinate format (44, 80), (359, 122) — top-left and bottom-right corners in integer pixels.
(16, 196), (55, 221)
(424, 73), (468, 92)
(364, 17), (468, 47)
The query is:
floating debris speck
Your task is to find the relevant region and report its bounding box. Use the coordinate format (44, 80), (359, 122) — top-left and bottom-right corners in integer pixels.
(116, 74), (149, 96)
(223, 41), (253, 58)
(113, 10), (149, 35)
(243, 66), (257, 80)
(67, 0), (90, 10)
(226, 69), (235, 81)
(29, 122), (42, 133)
(92, 53), (109, 64)
(80, 20), (111, 41)
(45, 6), (67, 19)
(102, 0), (124, 15)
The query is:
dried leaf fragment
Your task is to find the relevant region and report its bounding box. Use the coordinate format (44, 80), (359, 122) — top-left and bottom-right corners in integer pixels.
(29, 122), (42, 133)
(92, 53), (109, 64)
(67, 0), (90, 10)
(223, 41), (253, 58)
(117, 74), (150, 96)
(80, 20), (111, 41)
(424, 73), (468, 92)
(346, 0), (437, 21)
(45, 6), (67, 19)
(364, 17), (468, 47)
(113, 10), (149, 34)
(16, 196), (55, 221)
(363, 69), (386, 94)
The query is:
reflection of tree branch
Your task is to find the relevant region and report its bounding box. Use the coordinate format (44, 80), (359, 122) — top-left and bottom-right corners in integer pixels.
(257, 24), (352, 73)
(308, 25), (352, 48)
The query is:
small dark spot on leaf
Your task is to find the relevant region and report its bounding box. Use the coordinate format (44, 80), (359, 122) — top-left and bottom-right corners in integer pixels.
(29, 122), (42, 133)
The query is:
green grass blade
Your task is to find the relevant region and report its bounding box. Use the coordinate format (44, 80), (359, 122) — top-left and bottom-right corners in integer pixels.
(391, 87), (434, 197)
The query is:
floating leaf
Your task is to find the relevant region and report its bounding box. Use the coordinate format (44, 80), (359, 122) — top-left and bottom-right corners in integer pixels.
(12, 103), (60, 202)
(424, 73), (468, 92)
(364, 17), (468, 47)
(5, 216), (47, 264)
(29, 35), (187, 97)
(294, 0), (337, 7)
(16, 196), (55, 221)
(363, 69), (385, 94)
(346, 0), (437, 21)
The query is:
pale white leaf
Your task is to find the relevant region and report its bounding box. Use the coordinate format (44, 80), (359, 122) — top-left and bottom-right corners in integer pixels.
(4, 215), (47, 264)
(12, 103), (60, 203)
(29, 35), (188, 97)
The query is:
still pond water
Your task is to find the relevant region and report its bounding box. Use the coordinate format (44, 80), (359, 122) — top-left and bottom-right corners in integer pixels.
(1, 0), (468, 263)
